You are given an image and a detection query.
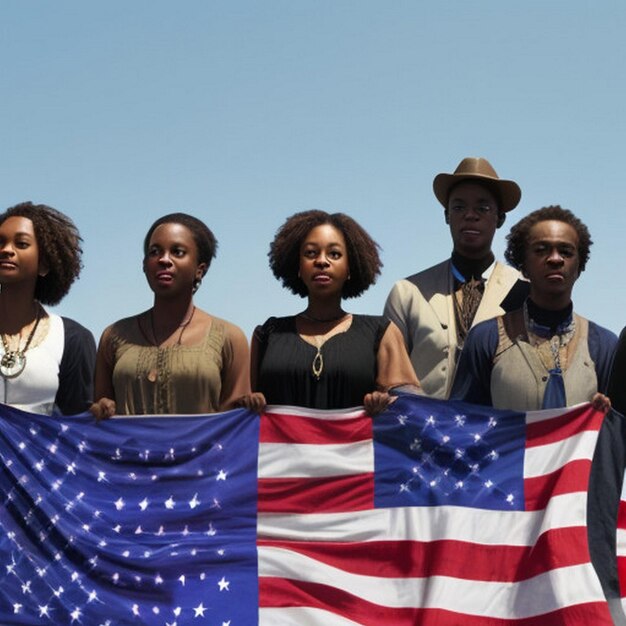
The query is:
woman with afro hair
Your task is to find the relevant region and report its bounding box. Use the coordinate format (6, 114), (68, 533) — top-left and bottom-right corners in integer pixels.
(239, 210), (420, 415)
(0, 202), (96, 415)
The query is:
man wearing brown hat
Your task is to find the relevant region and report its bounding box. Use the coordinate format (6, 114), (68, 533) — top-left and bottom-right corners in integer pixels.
(384, 156), (528, 399)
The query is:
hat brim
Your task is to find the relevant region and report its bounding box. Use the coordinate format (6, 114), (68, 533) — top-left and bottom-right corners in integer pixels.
(433, 173), (521, 213)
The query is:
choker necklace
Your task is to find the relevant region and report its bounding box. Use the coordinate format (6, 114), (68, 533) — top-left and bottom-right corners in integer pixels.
(1, 306), (42, 379)
(299, 311), (347, 323)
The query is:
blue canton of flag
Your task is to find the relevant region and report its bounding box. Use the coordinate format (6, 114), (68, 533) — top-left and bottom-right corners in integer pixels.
(374, 395), (527, 510)
(0, 405), (259, 626)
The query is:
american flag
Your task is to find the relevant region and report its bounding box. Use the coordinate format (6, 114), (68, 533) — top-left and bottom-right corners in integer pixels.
(0, 396), (623, 625)
(0, 403), (259, 625)
(258, 395), (624, 625)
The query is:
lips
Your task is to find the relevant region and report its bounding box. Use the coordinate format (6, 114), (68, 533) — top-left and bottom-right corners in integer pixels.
(155, 271), (174, 283)
(312, 273), (331, 283)
(0, 261), (17, 270)
(545, 272), (565, 280)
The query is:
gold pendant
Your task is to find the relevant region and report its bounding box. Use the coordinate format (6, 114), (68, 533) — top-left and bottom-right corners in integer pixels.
(312, 348), (323, 380)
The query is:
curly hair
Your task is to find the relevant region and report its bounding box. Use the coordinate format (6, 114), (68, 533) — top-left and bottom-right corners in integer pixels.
(269, 210), (382, 298)
(505, 205), (592, 274)
(0, 202), (83, 305)
(143, 213), (218, 277)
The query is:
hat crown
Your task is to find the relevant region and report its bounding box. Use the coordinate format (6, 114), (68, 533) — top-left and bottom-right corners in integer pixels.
(453, 157), (499, 180)
(432, 156), (521, 212)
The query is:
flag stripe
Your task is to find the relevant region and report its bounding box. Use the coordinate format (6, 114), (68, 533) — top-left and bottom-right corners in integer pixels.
(524, 459), (592, 511)
(260, 413), (371, 445)
(258, 474), (374, 513)
(258, 526), (591, 582)
(260, 605), (363, 626)
(258, 492), (587, 545)
(525, 405), (603, 446)
(259, 579), (612, 626)
(258, 441), (373, 478)
(264, 405), (366, 420)
(258, 549), (608, 619)
(524, 431), (598, 478)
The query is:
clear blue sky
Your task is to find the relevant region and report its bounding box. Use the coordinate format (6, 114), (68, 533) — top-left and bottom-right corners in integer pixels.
(1, 1), (624, 342)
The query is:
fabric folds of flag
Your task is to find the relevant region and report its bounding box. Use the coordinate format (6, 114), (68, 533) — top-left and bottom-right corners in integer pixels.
(0, 395), (623, 625)
(258, 395), (621, 626)
(0, 404), (259, 626)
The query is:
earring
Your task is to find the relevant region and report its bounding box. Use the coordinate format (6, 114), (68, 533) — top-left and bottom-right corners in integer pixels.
(192, 278), (202, 293)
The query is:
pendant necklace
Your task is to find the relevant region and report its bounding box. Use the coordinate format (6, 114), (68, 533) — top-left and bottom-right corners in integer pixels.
(146, 306), (196, 384)
(312, 336), (324, 380)
(301, 312), (350, 381)
(0, 306), (42, 379)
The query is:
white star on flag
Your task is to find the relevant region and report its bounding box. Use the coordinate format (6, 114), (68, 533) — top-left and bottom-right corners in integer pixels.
(193, 603), (206, 617)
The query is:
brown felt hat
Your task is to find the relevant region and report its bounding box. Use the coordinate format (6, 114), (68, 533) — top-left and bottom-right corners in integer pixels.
(433, 157), (521, 213)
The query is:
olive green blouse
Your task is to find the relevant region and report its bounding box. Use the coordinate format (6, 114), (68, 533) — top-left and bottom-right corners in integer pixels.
(105, 315), (249, 415)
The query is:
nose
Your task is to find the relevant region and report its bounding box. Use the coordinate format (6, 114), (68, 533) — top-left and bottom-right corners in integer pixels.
(462, 208), (481, 220)
(547, 248), (564, 264)
(314, 255), (330, 267)
(0, 241), (14, 257)
(158, 252), (173, 266)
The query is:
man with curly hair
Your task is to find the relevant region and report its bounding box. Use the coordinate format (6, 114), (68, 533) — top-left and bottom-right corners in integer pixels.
(450, 205), (616, 411)
(384, 157), (528, 399)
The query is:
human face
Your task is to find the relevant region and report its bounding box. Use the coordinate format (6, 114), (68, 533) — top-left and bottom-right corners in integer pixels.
(143, 223), (206, 297)
(0, 216), (42, 286)
(299, 224), (350, 299)
(447, 182), (500, 259)
(524, 220), (580, 310)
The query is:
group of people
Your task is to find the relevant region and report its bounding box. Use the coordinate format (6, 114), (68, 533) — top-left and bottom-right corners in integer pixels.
(1, 155), (625, 421)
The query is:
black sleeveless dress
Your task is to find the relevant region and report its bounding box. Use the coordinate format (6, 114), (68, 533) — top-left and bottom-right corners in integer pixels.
(256, 314), (389, 409)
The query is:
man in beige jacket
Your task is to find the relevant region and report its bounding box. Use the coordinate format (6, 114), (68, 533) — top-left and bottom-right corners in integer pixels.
(384, 157), (528, 399)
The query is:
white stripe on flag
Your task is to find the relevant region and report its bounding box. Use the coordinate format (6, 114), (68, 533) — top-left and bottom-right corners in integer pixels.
(260, 606), (363, 626)
(259, 441), (373, 478)
(524, 430), (598, 478)
(258, 492), (587, 545)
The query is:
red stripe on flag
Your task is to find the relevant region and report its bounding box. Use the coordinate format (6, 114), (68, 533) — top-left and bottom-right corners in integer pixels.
(524, 459), (592, 511)
(618, 498), (626, 529)
(258, 473), (374, 513)
(259, 526), (590, 582)
(260, 412), (371, 444)
(259, 576), (613, 625)
(526, 405), (602, 448)
(618, 495), (626, 598)
(618, 557), (626, 599)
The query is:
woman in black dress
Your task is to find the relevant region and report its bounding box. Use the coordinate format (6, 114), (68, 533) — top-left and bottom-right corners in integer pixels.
(240, 210), (419, 414)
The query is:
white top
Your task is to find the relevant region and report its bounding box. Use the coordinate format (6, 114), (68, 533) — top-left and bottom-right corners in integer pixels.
(0, 312), (64, 415)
